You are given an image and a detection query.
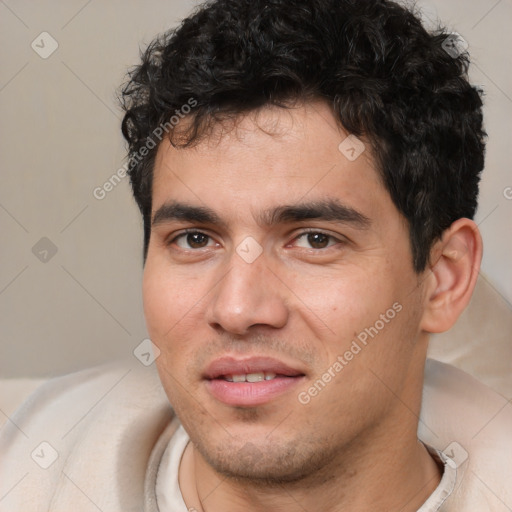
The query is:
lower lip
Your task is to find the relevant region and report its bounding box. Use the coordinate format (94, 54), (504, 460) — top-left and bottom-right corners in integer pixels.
(206, 376), (304, 407)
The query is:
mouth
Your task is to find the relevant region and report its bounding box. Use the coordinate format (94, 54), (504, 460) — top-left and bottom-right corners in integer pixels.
(222, 371), (280, 382)
(203, 356), (306, 407)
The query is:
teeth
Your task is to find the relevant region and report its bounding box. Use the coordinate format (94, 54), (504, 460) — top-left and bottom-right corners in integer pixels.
(246, 372), (265, 383)
(224, 372), (277, 382)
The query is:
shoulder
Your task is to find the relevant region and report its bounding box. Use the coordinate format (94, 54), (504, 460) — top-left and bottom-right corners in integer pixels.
(420, 358), (512, 510)
(0, 360), (175, 511)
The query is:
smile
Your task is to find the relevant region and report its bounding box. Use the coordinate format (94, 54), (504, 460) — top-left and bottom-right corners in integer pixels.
(204, 356), (306, 407)
(223, 372), (277, 382)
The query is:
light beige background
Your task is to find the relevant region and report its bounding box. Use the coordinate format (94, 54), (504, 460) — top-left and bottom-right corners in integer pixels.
(1, 0), (511, 379)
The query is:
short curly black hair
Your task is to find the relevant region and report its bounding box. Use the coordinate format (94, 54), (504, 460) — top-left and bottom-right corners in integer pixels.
(120, 0), (485, 271)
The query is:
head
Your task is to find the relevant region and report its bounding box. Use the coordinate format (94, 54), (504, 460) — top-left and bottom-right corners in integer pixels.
(121, 0), (485, 484)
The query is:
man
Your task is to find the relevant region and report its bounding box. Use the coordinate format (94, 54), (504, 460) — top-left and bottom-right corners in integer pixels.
(1, 0), (511, 510)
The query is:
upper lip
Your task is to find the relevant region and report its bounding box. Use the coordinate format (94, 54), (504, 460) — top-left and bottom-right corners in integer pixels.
(203, 356), (306, 379)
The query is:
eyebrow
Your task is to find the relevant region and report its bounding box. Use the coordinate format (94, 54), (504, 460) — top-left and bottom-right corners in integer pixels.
(151, 199), (371, 229)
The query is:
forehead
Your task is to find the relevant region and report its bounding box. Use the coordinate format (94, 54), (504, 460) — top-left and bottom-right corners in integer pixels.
(151, 101), (391, 224)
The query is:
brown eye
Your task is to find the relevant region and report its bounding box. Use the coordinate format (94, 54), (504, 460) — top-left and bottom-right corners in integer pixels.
(173, 231), (215, 249)
(307, 233), (330, 249)
(187, 233), (209, 248)
(293, 231), (339, 250)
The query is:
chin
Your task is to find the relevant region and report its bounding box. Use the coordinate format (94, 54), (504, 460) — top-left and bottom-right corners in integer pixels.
(195, 435), (334, 486)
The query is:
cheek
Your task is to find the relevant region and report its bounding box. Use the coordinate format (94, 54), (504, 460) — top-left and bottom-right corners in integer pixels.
(291, 264), (394, 342)
(142, 267), (169, 339)
(142, 260), (198, 338)
(142, 262), (208, 383)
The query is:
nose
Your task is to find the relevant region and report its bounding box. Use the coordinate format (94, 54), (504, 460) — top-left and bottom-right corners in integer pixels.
(205, 250), (289, 336)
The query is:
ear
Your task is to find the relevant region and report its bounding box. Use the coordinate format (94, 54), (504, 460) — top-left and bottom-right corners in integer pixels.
(420, 218), (482, 333)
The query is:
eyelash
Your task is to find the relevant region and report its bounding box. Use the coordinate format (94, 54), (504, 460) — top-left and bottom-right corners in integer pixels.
(167, 228), (344, 251)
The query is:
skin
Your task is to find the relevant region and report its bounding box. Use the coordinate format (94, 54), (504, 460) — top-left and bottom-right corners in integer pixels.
(143, 100), (482, 511)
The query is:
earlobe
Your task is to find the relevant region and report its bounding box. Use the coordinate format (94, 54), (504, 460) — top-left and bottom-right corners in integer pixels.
(420, 218), (483, 333)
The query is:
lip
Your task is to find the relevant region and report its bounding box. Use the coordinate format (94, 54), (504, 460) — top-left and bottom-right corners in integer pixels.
(203, 356), (305, 379)
(203, 356), (306, 407)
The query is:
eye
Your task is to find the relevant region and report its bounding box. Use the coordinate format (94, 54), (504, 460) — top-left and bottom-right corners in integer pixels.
(171, 230), (217, 250)
(292, 231), (341, 250)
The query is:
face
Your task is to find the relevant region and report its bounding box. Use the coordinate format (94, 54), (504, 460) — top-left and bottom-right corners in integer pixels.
(143, 101), (429, 483)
